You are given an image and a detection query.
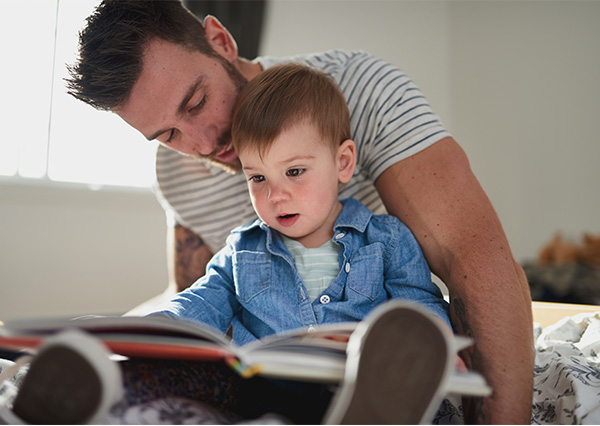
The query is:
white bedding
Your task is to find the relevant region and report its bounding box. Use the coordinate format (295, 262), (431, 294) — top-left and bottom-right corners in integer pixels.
(532, 312), (600, 424)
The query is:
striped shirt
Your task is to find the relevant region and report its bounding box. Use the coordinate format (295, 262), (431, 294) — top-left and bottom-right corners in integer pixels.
(154, 50), (451, 253)
(281, 235), (341, 302)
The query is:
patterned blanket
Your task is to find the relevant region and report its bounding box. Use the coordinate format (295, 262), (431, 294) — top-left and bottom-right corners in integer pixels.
(532, 312), (600, 424)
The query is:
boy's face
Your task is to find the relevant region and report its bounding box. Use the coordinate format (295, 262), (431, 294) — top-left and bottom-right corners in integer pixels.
(239, 122), (354, 248)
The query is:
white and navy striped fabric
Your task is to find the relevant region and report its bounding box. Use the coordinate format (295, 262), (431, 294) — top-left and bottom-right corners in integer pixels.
(154, 50), (451, 253)
(281, 235), (341, 302)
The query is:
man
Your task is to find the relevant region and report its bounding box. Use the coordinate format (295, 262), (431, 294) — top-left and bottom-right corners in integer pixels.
(66, 1), (533, 422)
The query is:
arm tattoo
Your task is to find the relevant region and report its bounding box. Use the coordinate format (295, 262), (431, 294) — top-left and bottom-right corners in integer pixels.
(175, 225), (204, 267)
(174, 225), (212, 291)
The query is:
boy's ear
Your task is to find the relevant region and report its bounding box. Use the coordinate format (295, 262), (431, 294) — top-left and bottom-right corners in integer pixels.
(203, 15), (238, 62)
(337, 139), (356, 184)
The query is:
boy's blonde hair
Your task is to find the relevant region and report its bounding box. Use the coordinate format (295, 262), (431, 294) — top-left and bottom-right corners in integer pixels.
(232, 63), (351, 157)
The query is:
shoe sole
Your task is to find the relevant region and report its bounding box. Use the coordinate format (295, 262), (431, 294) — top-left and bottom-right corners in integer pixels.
(12, 329), (123, 424)
(323, 301), (452, 425)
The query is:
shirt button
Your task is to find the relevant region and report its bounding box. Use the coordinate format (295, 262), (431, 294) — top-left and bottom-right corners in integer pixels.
(335, 233), (345, 240)
(320, 294), (331, 304)
(345, 263), (351, 273)
(307, 325), (316, 332)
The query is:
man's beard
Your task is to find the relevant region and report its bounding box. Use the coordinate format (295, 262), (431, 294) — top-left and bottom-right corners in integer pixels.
(192, 55), (247, 174)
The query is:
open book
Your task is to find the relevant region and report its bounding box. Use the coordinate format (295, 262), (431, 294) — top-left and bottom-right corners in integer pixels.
(0, 313), (491, 397)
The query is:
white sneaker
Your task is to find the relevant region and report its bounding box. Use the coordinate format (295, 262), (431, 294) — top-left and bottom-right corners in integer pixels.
(323, 301), (454, 425)
(7, 329), (123, 424)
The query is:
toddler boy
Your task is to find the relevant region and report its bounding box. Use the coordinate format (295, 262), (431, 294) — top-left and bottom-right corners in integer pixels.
(151, 62), (457, 423)
(154, 63), (451, 342)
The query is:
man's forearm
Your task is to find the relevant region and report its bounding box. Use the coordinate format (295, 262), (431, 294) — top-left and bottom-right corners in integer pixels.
(431, 167), (534, 423)
(449, 255), (534, 423)
(375, 138), (534, 423)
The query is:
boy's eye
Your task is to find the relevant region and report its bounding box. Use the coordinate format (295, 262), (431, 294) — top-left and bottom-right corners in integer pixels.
(287, 168), (304, 177)
(250, 175), (265, 183)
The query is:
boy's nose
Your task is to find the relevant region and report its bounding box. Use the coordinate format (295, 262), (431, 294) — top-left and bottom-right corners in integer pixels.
(267, 183), (290, 203)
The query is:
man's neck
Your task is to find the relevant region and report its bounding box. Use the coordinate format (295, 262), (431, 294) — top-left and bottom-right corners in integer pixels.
(237, 57), (263, 82)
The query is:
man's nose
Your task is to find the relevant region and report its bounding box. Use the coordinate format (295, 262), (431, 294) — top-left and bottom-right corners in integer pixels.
(179, 121), (218, 156)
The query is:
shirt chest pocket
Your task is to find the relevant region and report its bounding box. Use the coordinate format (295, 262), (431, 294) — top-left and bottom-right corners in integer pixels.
(347, 243), (385, 300)
(233, 251), (271, 302)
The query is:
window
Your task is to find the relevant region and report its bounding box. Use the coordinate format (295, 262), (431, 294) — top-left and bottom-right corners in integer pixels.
(0, 0), (157, 189)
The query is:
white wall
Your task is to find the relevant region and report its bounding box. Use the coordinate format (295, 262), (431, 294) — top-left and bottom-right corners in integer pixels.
(261, 0), (453, 131)
(262, 0), (600, 263)
(0, 183), (168, 319)
(1, 0), (599, 320)
(448, 1), (600, 262)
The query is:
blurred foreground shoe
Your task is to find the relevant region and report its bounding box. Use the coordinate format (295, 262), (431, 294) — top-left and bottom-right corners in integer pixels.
(323, 301), (459, 425)
(3, 329), (123, 424)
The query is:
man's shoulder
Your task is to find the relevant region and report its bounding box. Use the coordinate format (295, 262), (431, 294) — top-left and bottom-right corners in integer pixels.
(259, 49), (375, 72)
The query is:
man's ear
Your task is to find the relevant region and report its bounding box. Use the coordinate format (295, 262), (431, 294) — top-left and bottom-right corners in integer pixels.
(337, 139), (356, 184)
(203, 15), (238, 62)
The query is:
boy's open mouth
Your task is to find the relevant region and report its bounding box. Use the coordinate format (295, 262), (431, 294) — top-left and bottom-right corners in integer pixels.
(277, 213), (299, 227)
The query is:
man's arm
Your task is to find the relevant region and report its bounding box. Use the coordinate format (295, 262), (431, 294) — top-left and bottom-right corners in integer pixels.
(168, 223), (214, 292)
(375, 137), (533, 423)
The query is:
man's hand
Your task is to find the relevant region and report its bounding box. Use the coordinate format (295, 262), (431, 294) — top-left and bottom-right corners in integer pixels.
(376, 137), (534, 423)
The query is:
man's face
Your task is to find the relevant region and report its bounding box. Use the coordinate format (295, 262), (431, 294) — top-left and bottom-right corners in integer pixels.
(116, 38), (246, 173)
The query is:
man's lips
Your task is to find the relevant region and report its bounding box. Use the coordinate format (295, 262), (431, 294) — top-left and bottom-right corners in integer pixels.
(276, 213), (299, 227)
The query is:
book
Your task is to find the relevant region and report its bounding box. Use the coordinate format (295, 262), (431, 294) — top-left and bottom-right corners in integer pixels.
(0, 315), (354, 382)
(0, 313), (491, 397)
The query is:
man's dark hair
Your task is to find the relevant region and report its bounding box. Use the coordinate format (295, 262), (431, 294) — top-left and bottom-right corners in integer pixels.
(65, 0), (218, 111)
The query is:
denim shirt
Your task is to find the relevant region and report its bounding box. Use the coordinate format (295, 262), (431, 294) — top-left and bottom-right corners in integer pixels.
(154, 198), (450, 346)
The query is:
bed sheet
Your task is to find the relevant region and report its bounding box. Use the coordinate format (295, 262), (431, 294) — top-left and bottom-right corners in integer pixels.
(532, 311), (600, 424)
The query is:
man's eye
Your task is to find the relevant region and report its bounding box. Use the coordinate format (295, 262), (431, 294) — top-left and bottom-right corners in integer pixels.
(190, 96), (206, 113)
(287, 168), (304, 177)
(166, 129), (175, 143)
(250, 175), (265, 183)
(157, 129), (175, 144)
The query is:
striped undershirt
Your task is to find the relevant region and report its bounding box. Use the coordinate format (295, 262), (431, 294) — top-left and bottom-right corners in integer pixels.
(154, 50), (451, 253)
(281, 235), (340, 302)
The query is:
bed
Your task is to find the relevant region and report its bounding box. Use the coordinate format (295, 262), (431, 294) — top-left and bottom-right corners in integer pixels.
(530, 302), (600, 425)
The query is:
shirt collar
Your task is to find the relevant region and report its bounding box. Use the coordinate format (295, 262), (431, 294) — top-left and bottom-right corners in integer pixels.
(234, 198), (373, 237)
(334, 198), (373, 234)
